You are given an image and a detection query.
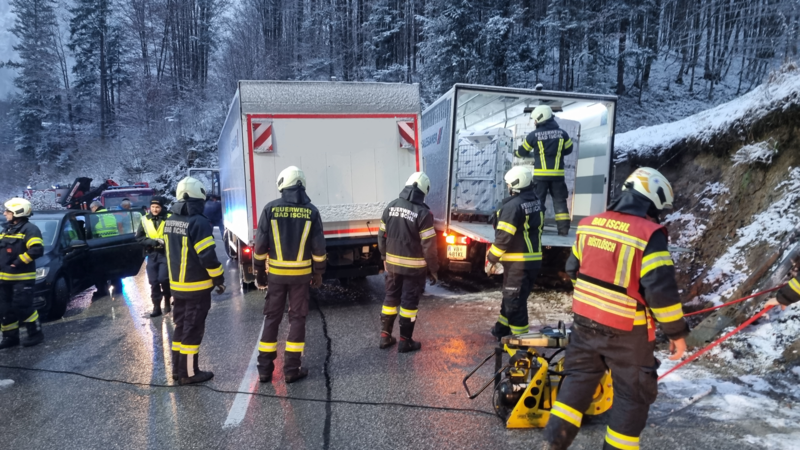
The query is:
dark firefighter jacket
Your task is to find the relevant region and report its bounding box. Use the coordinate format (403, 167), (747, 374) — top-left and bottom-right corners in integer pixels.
(565, 190), (689, 341)
(0, 219), (44, 282)
(378, 185), (439, 276)
(136, 211), (171, 254)
(487, 187), (544, 270)
(164, 199), (224, 293)
(777, 276), (800, 306)
(253, 186), (326, 284)
(515, 118), (573, 179)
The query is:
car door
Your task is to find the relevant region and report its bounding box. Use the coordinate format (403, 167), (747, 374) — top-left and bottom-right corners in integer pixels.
(85, 210), (145, 282)
(59, 215), (93, 293)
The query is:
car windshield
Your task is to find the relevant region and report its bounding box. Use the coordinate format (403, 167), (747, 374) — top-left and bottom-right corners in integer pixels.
(28, 219), (60, 248)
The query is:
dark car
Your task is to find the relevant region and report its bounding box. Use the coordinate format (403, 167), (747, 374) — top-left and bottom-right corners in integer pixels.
(30, 209), (146, 319)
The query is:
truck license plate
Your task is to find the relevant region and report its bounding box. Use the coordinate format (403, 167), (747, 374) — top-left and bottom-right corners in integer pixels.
(447, 245), (467, 260)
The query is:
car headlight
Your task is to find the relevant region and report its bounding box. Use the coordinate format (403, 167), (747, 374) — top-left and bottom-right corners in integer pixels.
(36, 267), (50, 281)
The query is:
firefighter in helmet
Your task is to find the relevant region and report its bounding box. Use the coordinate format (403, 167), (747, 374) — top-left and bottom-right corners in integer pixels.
(377, 172), (439, 353)
(253, 166), (326, 384)
(542, 167), (688, 450)
(165, 177), (225, 385)
(0, 198), (45, 349)
(136, 196), (172, 317)
(515, 105), (573, 236)
(486, 166), (544, 339)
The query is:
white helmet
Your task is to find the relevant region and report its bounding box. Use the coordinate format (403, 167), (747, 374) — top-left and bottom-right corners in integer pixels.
(622, 167), (674, 210)
(405, 172), (431, 195)
(4, 198), (32, 218)
(176, 176), (206, 201)
(504, 166), (533, 193)
(277, 166), (306, 191)
(530, 105), (553, 124)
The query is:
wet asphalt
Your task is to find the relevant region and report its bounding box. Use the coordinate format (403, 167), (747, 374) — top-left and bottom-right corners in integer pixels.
(0, 235), (773, 449)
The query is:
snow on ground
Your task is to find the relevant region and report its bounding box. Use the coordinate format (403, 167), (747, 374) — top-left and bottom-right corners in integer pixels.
(615, 64), (800, 162)
(733, 139), (779, 166)
(699, 167), (800, 305)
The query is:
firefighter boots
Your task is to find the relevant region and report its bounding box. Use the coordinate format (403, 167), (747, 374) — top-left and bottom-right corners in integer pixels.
(397, 316), (421, 353)
(150, 304), (163, 318)
(379, 313), (397, 349)
(284, 351), (308, 383)
(163, 299), (171, 314)
(179, 352), (214, 385)
(0, 328), (20, 349)
(21, 319), (44, 347)
(258, 360), (275, 383)
(491, 323), (511, 341)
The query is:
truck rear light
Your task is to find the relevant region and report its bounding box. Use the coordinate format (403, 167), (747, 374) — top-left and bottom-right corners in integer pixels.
(244, 247), (251, 254)
(458, 236), (470, 245)
(445, 235), (455, 244)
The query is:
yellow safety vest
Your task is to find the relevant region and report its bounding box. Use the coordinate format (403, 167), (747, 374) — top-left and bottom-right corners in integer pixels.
(94, 213), (119, 238)
(142, 214), (169, 239)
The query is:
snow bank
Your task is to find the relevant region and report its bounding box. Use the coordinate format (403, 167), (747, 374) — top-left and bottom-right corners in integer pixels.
(700, 167), (800, 305)
(616, 65), (800, 162)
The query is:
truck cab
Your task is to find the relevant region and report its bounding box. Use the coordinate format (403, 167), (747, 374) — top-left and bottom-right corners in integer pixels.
(100, 183), (154, 213)
(422, 84), (617, 274)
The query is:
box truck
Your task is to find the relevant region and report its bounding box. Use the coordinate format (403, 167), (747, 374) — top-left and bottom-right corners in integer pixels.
(421, 84), (618, 273)
(217, 81), (422, 284)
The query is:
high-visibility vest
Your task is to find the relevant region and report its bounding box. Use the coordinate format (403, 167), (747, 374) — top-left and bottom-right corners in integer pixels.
(142, 214), (169, 239)
(94, 213), (119, 238)
(571, 211), (665, 339)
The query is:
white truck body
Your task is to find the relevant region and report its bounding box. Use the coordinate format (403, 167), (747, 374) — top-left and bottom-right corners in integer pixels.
(217, 81), (422, 279)
(421, 84), (617, 271)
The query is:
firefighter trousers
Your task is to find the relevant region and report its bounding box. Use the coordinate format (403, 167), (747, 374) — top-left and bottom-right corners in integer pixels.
(534, 179), (570, 233)
(382, 272), (426, 340)
(146, 252), (171, 305)
(257, 283), (309, 375)
(544, 321), (659, 450)
(0, 280), (37, 331)
(496, 265), (537, 335)
(171, 290), (212, 378)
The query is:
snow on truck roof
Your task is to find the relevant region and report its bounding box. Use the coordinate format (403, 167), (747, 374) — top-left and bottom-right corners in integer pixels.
(236, 80), (421, 114)
(615, 66), (800, 162)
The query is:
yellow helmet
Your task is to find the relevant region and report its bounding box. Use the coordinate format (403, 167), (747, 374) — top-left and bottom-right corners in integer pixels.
(504, 166), (533, 193)
(277, 166), (306, 192)
(622, 167), (674, 210)
(176, 177), (207, 200)
(405, 172), (431, 195)
(4, 198), (32, 218)
(530, 105), (553, 124)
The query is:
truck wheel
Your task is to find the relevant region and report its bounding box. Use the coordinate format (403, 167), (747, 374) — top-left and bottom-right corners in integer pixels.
(47, 276), (70, 320)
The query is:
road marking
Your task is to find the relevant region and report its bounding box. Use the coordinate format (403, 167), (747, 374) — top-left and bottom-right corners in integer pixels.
(223, 323), (263, 428)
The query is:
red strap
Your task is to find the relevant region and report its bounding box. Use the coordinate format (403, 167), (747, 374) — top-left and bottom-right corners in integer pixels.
(684, 285), (785, 317)
(658, 305), (776, 381)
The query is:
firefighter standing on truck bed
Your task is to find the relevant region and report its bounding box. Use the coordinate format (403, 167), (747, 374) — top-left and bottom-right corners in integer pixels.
(253, 166), (326, 384)
(164, 177), (225, 386)
(542, 167), (688, 450)
(0, 198), (45, 349)
(377, 172), (438, 353)
(136, 196), (172, 318)
(515, 105), (573, 236)
(486, 166), (544, 340)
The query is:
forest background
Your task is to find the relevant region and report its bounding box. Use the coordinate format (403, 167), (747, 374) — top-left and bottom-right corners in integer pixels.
(0, 0), (798, 194)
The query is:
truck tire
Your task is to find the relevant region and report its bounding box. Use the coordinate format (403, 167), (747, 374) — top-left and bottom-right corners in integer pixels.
(47, 276), (70, 320)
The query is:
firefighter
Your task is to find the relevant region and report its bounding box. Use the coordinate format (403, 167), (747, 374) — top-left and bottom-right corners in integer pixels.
(515, 105), (573, 236)
(253, 166), (326, 384)
(89, 201), (119, 237)
(164, 177), (225, 385)
(486, 166), (544, 340)
(542, 167), (688, 450)
(377, 172), (439, 353)
(136, 196), (172, 317)
(0, 198), (45, 349)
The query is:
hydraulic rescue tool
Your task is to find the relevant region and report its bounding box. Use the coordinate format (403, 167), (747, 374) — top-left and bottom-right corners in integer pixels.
(463, 322), (613, 428)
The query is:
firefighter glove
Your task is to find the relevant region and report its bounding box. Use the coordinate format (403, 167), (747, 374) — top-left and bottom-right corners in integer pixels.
(486, 261), (501, 275)
(215, 284), (226, 295)
(212, 275), (225, 287)
(255, 269), (268, 289)
(156, 239), (164, 246)
(428, 271), (438, 285)
(311, 273), (323, 288)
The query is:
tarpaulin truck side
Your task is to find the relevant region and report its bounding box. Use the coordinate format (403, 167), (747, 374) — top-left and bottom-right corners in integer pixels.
(422, 84), (617, 274)
(218, 81), (422, 284)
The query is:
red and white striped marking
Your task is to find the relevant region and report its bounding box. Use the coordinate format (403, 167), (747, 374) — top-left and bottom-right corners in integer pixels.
(252, 119), (273, 153)
(398, 120), (415, 149)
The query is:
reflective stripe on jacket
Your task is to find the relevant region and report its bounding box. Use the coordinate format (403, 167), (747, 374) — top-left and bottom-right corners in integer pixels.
(514, 119), (573, 179)
(0, 219), (44, 281)
(569, 211), (684, 341)
(487, 189), (544, 271)
(164, 200), (223, 293)
(253, 186), (326, 285)
(377, 185), (439, 276)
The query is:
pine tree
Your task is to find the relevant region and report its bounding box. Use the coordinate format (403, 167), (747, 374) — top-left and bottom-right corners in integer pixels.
(9, 0), (61, 159)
